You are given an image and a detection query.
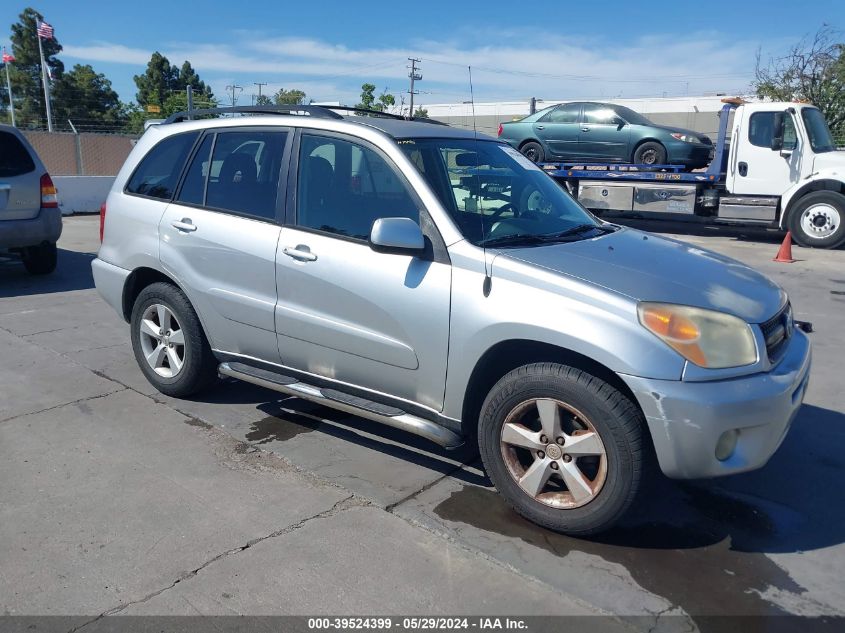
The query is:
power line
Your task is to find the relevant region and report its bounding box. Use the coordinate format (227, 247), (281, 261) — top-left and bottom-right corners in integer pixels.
(225, 83), (242, 108)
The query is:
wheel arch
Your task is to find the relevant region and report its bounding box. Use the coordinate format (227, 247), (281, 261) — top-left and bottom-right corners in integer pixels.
(460, 339), (645, 440)
(122, 267), (195, 323)
(518, 138), (544, 151)
(780, 177), (845, 229)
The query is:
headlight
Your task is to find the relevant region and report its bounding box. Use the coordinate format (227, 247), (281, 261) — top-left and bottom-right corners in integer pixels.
(670, 133), (700, 143)
(638, 303), (757, 369)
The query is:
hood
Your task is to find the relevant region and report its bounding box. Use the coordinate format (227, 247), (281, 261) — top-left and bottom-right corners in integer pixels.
(501, 228), (786, 323)
(813, 150), (845, 173)
(647, 124), (712, 144)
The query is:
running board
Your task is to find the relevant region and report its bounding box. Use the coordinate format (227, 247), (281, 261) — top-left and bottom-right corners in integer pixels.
(218, 362), (464, 449)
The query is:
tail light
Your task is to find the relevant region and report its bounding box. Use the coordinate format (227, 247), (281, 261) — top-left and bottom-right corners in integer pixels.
(99, 202), (107, 242)
(497, 123), (503, 137)
(40, 173), (58, 208)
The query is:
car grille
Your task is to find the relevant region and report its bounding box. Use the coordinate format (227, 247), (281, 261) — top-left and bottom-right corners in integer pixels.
(760, 303), (793, 361)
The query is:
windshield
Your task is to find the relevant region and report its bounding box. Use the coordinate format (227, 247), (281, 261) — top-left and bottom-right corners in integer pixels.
(801, 108), (836, 153)
(398, 138), (601, 246)
(613, 105), (653, 126)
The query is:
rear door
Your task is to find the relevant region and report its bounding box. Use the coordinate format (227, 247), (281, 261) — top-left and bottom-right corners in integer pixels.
(579, 104), (630, 161)
(0, 129), (41, 221)
(533, 103), (582, 159)
(159, 127), (291, 362)
(274, 131), (452, 411)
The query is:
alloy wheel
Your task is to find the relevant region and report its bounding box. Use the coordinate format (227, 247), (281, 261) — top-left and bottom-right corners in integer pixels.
(138, 303), (186, 378)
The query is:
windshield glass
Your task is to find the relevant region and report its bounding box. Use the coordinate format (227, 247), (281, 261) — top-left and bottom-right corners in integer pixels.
(398, 138), (600, 245)
(801, 108), (836, 153)
(614, 106), (653, 126)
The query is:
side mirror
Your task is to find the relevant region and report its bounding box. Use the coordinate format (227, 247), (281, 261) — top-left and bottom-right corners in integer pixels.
(614, 117), (626, 128)
(771, 112), (785, 151)
(369, 217), (425, 256)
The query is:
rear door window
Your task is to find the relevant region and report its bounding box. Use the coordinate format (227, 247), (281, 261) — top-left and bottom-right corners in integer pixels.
(126, 131), (199, 200)
(0, 131), (36, 177)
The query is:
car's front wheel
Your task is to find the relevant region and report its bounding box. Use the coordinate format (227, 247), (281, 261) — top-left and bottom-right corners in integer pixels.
(130, 282), (218, 397)
(632, 142), (666, 166)
(478, 363), (645, 535)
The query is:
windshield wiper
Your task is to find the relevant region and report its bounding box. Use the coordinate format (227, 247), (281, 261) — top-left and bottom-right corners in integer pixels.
(541, 223), (614, 240)
(478, 233), (550, 247)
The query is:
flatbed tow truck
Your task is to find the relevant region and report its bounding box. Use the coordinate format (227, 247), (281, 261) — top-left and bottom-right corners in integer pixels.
(538, 98), (845, 249)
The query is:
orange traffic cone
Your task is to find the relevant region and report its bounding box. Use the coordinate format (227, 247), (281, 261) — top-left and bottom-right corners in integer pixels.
(773, 231), (796, 263)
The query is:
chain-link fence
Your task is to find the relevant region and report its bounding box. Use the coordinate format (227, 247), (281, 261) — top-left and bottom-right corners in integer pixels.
(21, 130), (138, 176)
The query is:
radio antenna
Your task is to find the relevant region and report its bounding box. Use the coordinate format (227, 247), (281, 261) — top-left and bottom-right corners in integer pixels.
(468, 65), (492, 296)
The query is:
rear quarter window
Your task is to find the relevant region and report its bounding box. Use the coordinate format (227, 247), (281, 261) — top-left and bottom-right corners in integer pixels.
(125, 131), (199, 200)
(0, 131), (36, 177)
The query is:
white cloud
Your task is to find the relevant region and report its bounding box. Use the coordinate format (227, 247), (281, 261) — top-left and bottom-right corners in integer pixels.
(61, 28), (779, 105)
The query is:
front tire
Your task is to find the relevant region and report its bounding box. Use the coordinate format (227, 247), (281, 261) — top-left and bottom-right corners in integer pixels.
(478, 363), (645, 535)
(632, 141), (666, 166)
(520, 141), (545, 163)
(130, 282), (218, 397)
(21, 242), (57, 275)
(788, 191), (845, 249)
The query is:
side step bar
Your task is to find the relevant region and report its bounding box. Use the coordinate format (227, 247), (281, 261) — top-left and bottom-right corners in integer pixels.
(218, 362), (464, 449)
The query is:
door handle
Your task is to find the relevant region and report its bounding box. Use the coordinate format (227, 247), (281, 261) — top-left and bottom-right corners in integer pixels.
(536, 125), (545, 130)
(283, 245), (318, 262)
(171, 218), (197, 232)
(581, 127), (590, 132)
(738, 162), (748, 177)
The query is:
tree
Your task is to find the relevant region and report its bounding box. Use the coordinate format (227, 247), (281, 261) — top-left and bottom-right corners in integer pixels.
(754, 25), (845, 138)
(255, 94), (273, 106)
(272, 88), (306, 105)
(52, 64), (126, 131)
(355, 83), (396, 112)
(8, 7), (64, 128)
(177, 61), (214, 101)
(413, 106), (429, 119)
(134, 52), (178, 108)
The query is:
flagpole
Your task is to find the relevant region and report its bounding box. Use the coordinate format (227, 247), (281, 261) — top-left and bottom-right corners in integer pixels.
(3, 58), (14, 127)
(36, 23), (53, 132)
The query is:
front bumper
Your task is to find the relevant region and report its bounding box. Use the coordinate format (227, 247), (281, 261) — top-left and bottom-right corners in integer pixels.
(666, 142), (713, 168)
(0, 207), (63, 249)
(620, 327), (811, 479)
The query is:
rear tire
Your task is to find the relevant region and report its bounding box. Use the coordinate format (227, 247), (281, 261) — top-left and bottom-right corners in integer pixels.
(633, 142), (666, 166)
(130, 282), (218, 397)
(787, 191), (845, 249)
(21, 242), (57, 275)
(520, 141), (545, 163)
(478, 363), (646, 536)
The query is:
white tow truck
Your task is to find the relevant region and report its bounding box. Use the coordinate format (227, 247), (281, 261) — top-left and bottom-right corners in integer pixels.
(541, 98), (845, 249)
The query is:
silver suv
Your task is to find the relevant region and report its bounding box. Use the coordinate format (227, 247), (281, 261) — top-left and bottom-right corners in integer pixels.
(0, 124), (62, 274)
(93, 106), (811, 535)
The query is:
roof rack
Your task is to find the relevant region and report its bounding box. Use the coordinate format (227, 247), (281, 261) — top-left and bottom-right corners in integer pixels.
(163, 105), (345, 124)
(163, 103), (448, 125)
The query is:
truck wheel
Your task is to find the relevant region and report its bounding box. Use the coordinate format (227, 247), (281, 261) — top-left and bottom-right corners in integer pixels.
(478, 363), (645, 535)
(633, 142), (666, 166)
(788, 191), (845, 249)
(21, 242), (57, 275)
(520, 141), (545, 163)
(130, 282), (218, 397)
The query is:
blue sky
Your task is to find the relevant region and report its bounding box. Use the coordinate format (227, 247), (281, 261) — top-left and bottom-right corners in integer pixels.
(1, 0), (842, 110)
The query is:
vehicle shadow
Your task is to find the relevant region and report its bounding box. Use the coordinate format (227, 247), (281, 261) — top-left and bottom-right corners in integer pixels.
(0, 248), (96, 297)
(182, 381), (487, 488)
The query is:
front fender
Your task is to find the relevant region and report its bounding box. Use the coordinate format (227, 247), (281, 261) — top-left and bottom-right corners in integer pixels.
(780, 171), (845, 228)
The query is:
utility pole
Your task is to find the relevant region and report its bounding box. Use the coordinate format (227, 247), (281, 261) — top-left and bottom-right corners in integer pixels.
(254, 82), (267, 103)
(36, 28), (53, 131)
(186, 85), (194, 119)
(225, 84), (243, 111)
(407, 58), (421, 119)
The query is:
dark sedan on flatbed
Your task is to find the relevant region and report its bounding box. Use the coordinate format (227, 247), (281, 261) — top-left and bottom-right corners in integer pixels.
(498, 101), (714, 169)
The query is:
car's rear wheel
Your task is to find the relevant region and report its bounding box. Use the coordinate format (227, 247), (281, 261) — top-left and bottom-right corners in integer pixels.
(21, 242), (57, 275)
(478, 363), (645, 535)
(633, 142), (666, 166)
(520, 141), (545, 163)
(788, 191), (845, 249)
(130, 282), (218, 397)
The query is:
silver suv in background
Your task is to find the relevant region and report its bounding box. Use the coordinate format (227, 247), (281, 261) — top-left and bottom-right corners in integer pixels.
(0, 124), (62, 274)
(93, 106), (811, 535)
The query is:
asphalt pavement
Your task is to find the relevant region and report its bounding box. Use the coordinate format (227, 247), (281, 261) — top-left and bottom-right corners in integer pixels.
(1, 215), (843, 632)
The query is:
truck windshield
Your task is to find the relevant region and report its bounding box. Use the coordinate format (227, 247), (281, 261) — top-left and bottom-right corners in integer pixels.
(398, 138), (601, 246)
(801, 108), (836, 153)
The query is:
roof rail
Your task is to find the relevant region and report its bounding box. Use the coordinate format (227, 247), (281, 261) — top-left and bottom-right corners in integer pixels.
(326, 105), (448, 124)
(163, 104), (345, 124)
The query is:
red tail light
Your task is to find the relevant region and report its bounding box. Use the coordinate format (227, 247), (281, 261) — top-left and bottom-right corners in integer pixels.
(497, 123), (503, 137)
(40, 173), (58, 209)
(99, 202), (107, 242)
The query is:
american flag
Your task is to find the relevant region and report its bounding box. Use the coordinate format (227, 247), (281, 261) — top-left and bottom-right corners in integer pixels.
(37, 21), (54, 39)
(1, 48), (14, 63)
